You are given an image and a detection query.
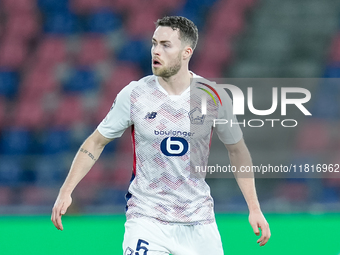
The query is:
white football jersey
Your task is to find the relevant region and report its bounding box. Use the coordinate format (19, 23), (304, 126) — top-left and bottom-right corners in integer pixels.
(97, 73), (242, 225)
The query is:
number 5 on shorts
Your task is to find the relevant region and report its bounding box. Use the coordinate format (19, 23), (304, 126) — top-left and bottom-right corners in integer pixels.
(136, 239), (149, 255)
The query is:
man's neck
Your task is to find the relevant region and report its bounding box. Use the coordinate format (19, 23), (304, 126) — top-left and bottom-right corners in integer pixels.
(157, 68), (193, 96)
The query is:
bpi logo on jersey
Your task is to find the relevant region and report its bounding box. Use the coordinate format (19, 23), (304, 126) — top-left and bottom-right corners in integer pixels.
(161, 137), (188, 156)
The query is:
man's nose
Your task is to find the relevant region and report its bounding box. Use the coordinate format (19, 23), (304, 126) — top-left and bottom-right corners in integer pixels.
(152, 44), (161, 56)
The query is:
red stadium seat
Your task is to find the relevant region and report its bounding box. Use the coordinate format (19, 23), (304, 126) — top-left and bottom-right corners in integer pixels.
(2, 0), (37, 13)
(77, 35), (110, 66)
(14, 98), (46, 129)
(207, 0), (247, 40)
(21, 64), (59, 100)
(0, 97), (6, 128)
(21, 186), (42, 205)
(54, 95), (84, 127)
(120, 0), (183, 14)
(72, 184), (98, 205)
(94, 95), (114, 124)
(106, 152), (134, 187)
(110, 0), (136, 12)
(275, 182), (309, 202)
(199, 36), (232, 66)
(70, 0), (111, 14)
(0, 38), (27, 68)
(96, 67), (132, 122)
(328, 33), (340, 63)
(103, 63), (142, 98)
(152, 0), (185, 13)
(5, 13), (39, 41)
(335, 126), (340, 152)
(296, 120), (331, 153)
(72, 162), (105, 204)
(227, 0), (258, 10)
(80, 161), (105, 185)
(96, 63), (141, 123)
(125, 8), (160, 38)
(112, 0), (183, 14)
(208, 9), (245, 39)
(192, 35), (232, 78)
(192, 60), (222, 78)
(21, 186), (56, 205)
(36, 37), (67, 67)
(0, 187), (12, 205)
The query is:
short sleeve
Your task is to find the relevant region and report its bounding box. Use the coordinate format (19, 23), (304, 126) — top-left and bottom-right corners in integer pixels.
(97, 83), (135, 139)
(215, 88), (243, 144)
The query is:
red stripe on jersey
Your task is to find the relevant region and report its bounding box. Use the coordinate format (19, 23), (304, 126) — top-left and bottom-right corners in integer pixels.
(131, 125), (137, 175)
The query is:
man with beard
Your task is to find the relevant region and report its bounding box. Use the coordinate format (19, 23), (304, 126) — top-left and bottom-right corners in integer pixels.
(51, 16), (270, 254)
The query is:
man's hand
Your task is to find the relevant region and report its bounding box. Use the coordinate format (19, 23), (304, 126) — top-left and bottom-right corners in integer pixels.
(249, 209), (271, 246)
(51, 193), (72, 231)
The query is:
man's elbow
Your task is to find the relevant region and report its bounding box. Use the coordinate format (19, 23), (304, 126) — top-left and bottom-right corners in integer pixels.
(87, 129), (113, 149)
(225, 139), (251, 159)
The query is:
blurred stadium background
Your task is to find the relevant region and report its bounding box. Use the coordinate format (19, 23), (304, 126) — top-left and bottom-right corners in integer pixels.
(0, 0), (339, 254)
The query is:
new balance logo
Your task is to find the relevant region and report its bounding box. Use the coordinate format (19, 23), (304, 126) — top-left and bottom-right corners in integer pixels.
(124, 247), (134, 255)
(144, 112), (157, 119)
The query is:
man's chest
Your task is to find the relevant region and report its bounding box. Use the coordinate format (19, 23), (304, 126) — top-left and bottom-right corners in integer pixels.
(132, 96), (191, 138)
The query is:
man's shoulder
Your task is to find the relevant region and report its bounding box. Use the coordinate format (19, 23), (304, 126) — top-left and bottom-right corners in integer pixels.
(119, 75), (154, 91)
(124, 75), (156, 88)
(137, 74), (157, 86)
(191, 72), (217, 90)
(118, 75), (157, 100)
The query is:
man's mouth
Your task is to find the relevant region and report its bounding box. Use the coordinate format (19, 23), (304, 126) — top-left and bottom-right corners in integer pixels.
(152, 59), (162, 67)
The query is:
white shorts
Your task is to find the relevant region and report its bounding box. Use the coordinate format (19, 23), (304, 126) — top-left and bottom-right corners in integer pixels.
(122, 218), (224, 255)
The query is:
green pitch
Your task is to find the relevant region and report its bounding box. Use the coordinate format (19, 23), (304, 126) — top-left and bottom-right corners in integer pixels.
(0, 213), (339, 255)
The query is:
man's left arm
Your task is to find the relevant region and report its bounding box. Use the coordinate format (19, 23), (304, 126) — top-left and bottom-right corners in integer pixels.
(225, 138), (271, 246)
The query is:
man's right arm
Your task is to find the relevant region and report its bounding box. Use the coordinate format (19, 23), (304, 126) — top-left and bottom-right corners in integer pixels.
(51, 129), (112, 230)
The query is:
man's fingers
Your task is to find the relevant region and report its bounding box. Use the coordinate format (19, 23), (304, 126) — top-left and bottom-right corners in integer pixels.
(51, 208), (55, 222)
(251, 222), (260, 236)
(51, 207), (57, 228)
(57, 203), (64, 230)
(249, 211), (271, 246)
(52, 207), (60, 230)
(57, 216), (64, 231)
(258, 235), (269, 246)
(60, 203), (68, 215)
(51, 203), (64, 230)
(51, 195), (72, 231)
(257, 223), (271, 246)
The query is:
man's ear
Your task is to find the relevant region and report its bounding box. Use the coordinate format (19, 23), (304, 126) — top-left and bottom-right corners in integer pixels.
(183, 46), (193, 60)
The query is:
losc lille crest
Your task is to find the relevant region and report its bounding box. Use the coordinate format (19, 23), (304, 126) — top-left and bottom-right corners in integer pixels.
(188, 107), (205, 125)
